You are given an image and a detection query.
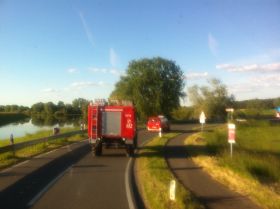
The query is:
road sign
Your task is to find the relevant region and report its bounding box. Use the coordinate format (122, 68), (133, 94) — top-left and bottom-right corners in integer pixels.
(199, 111), (206, 124)
(228, 123), (236, 144)
(226, 108), (234, 112)
(228, 123), (236, 158)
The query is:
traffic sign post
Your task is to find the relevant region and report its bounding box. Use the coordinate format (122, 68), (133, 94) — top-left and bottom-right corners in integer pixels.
(226, 108), (234, 123)
(199, 111), (206, 132)
(228, 123), (236, 158)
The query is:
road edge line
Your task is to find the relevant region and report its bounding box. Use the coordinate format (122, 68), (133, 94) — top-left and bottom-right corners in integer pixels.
(0, 139), (87, 174)
(27, 166), (71, 207)
(125, 157), (136, 209)
(125, 132), (155, 209)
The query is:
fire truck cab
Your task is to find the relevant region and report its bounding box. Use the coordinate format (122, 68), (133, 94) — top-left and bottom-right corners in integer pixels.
(87, 99), (137, 157)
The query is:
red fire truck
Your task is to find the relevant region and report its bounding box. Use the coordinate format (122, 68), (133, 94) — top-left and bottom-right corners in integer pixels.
(87, 99), (137, 157)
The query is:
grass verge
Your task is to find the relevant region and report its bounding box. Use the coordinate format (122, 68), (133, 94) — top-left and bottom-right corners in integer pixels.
(0, 132), (86, 170)
(136, 133), (204, 209)
(185, 122), (280, 209)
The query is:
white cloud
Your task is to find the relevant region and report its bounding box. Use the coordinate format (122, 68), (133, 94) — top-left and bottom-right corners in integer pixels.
(224, 49), (280, 65)
(78, 11), (94, 47)
(70, 81), (108, 90)
(89, 67), (108, 73)
(208, 33), (218, 56)
(228, 84), (257, 94)
(67, 68), (78, 74)
(110, 48), (118, 67)
(42, 88), (58, 93)
(88, 67), (124, 76)
(185, 72), (208, 80)
(227, 74), (280, 100)
(216, 62), (280, 73)
(71, 81), (97, 89)
(250, 74), (280, 87)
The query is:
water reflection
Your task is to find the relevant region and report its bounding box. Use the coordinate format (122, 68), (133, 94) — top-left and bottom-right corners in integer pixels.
(30, 115), (82, 127)
(0, 115), (83, 140)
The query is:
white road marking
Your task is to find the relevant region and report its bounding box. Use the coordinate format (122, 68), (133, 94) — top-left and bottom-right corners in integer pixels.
(0, 139), (87, 174)
(0, 160), (30, 173)
(27, 166), (71, 207)
(34, 149), (58, 158)
(125, 158), (135, 209)
(125, 134), (154, 209)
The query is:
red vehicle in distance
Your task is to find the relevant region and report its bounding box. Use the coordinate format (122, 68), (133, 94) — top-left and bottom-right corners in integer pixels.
(146, 115), (170, 132)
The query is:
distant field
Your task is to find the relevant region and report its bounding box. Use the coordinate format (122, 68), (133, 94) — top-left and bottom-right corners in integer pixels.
(234, 108), (276, 119)
(203, 120), (280, 184)
(186, 120), (280, 209)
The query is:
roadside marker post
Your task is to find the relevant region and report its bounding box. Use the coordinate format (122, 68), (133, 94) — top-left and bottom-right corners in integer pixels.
(199, 111), (206, 132)
(228, 123), (236, 158)
(169, 180), (176, 201)
(159, 128), (162, 138)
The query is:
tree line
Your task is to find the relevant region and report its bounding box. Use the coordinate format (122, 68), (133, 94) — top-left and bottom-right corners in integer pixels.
(0, 105), (29, 113)
(110, 57), (279, 122)
(1, 57), (279, 122)
(234, 98), (280, 109)
(0, 98), (90, 118)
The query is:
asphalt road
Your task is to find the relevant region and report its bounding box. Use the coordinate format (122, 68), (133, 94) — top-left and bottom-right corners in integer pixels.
(0, 130), (156, 209)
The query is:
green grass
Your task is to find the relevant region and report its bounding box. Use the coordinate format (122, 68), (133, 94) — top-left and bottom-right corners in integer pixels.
(137, 133), (204, 209)
(0, 132), (86, 169)
(0, 126), (80, 147)
(234, 109), (275, 119)
(186, 121), (280, 208)
(204, 121), (280, 185)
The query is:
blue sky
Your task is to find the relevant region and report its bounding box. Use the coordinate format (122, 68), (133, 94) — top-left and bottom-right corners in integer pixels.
(0, 0), (280, 106)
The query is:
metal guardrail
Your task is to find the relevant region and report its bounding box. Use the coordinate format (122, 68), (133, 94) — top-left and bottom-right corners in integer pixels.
(0, 130), (87, 154)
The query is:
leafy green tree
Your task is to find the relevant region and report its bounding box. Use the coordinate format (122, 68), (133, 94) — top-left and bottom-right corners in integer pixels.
(57, 101), (65, 109)
(171, 106), (195, 121)
(72, 98), (89, 114)
(188, 78), (234, 121)
(10, 105), (19, 112)
(31, 102), (44, 113)
(65, 104), (74, 114)
(18, 106), (30, 113)
(273, 98), (280, 107)
(4, 105), (11, 112)
(55, 101), (66, 115)
(44, 102), (56, 115)
(110, 57), (185, 120)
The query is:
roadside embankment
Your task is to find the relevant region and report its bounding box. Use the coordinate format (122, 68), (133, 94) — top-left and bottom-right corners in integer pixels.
(185, 121), (280, 209)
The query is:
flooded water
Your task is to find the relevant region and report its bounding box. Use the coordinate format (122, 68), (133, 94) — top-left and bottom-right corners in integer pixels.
(0, 116), (82, 140)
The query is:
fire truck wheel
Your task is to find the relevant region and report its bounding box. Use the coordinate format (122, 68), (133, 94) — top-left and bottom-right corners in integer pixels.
(96, 145), (102, 156)
(92, 141), (102, 156)
(133, 135), (138, 149)
(126, 145), (134, 157)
